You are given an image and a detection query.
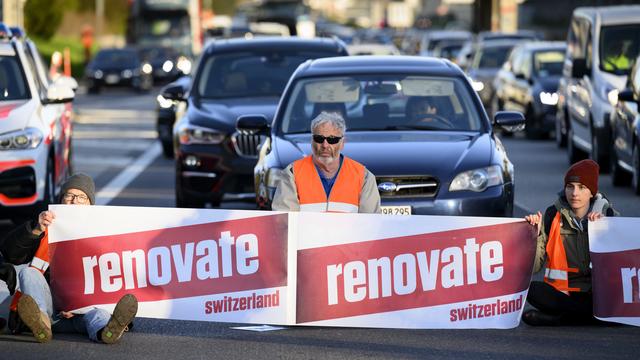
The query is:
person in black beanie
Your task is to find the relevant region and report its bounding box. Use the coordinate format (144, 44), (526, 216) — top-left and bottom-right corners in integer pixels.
(521, 160), (619, 326)
(0, 173), (138, 343)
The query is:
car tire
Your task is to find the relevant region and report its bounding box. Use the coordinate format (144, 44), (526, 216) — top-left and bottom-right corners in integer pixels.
(590, 127), (610, 173)
(43, 156), (56, 209)
(161, 140), (174, 158)
(632, 144), (640, 196)
(567, 128), (584, 164)
(610, 147), (631, 186)
(555, 108), (567, 148)
(524, 108), (543, 140)
(88, 85), (101, 94)
(175, 174), (205, 208)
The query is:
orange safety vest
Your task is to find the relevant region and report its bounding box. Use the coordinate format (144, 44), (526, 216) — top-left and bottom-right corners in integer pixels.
(293, 156), (365, 213)
(544, 212), (581, 294)
(9, 230), (50, 311)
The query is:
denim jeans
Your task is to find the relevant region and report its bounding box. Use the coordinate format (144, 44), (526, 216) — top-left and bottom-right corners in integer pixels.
(18, 267), (111, 342)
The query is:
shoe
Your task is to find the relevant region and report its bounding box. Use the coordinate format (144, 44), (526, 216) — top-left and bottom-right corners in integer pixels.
(521, 309), (562, 326)
(101, 294), (138, 344)
(17, 294), (52, 343)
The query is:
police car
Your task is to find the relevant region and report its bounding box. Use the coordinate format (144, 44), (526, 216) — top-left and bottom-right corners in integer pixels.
(0, 25), (75, 220)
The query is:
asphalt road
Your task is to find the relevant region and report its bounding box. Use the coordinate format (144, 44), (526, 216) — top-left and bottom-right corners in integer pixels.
(1, 87), (639, 359)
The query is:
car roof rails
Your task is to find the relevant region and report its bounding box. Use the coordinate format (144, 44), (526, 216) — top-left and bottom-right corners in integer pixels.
(0, 23), (14, 39)
(9, 26), (25, 39)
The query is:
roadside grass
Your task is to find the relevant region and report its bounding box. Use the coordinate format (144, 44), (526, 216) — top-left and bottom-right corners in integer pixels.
(30, 36), (99, 80)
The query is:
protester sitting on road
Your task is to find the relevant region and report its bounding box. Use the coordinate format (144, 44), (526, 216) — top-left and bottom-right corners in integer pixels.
(522, 159), (618, 326)
(272, 111), (381, 213)
(0, 173), (138, 343)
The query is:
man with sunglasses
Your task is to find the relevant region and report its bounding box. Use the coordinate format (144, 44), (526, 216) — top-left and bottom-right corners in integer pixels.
(1, 173), (138, 343)
(272, 111), (381, 213)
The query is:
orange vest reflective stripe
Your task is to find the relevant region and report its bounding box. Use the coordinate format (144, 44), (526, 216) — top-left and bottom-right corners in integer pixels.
(544, 212), (581, 294)
(293, 156), (364, 213)
(10, 230), (49, 311)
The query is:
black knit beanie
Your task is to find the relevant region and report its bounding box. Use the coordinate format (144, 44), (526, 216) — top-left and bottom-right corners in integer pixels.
(60, 173), (95, 204)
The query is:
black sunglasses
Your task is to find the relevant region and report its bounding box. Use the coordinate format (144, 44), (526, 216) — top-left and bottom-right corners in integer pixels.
(312, 135), (342, 145)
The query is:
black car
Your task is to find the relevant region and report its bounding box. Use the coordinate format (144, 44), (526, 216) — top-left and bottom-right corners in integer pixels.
(610, 55), (640, 194)
(239, 56), (525, 216)
(139, 46), (192, 83)
(165, 37), (348, 207)
(493, 42), (566, 139)
(466, 39), (525, 111)
(85, 48), (153, 93)
(156, 75), (191, 157)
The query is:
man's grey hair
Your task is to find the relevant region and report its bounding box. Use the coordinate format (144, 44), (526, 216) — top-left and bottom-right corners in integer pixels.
(310, 111), (347, 136)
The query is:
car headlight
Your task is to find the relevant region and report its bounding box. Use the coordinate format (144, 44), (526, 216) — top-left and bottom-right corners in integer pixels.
(471, 80), (485, 92)
(162, 60), (174, 73)
(94, 70), (103, 79)
(177, 123), (225, 145)
(449, 165), (503, 192)
(539, 91), (559, 106)
(122, 69), (133, 78)
(156, 94), (173, 109)
(0, 128), (43, 150)
(600, 84), (618, 106)
(142, 63), (153, 75)
(176, 56), (192, 74)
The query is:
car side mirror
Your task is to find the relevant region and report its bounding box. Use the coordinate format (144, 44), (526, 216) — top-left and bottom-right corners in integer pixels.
(54, 76), (78, 92)
(45, 84), (75, 104)
(494, 111), (525, 132)
(237, 114), (270, 135)
(617, 88), (635, 102)
(571, 58), (588, 78)
(161, 84), (187, 101)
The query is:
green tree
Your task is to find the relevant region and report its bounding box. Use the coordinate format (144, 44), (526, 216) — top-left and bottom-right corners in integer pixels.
(24, 0), (64, 40)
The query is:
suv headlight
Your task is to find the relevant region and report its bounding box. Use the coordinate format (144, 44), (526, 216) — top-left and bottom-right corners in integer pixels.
(177, 123), (225, 145)
(0, 128), (43, 150)
(177, 56), (192, 74)
(539, 91), (558, 105)
(600, 84), (618, 106)
(449, 165), (503, 192)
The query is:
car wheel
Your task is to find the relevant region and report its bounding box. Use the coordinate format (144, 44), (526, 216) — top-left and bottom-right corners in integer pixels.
(161, 140), (174, 158)
(590, 128), (610, 173)
(555, 108), (567, 148)
(633, 144), (640, 196)
(524, 108), (542, 140)
(567, 128), (583, 164)
(88, 85), (101, 94)
(43, 156), (56, 207)
(610, 147), (631, 186)
(175, 172), (205, 208)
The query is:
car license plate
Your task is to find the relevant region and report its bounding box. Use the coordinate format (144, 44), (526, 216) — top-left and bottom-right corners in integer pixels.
(381, 205), (411, 216)
(105, 74), (119, 84)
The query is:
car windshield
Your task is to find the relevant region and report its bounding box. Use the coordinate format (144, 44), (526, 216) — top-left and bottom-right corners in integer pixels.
(93, 50), (138, 68)
(0, 56), (29, 100)
(280, 75), (483, 134)
(474, 45), (514, 69)
(533, 50), (564, 77)
(599, 24), (640, 75)
(197, 51), (336, 99)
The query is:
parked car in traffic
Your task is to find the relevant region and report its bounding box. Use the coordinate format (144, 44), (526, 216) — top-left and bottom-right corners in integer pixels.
(467, 39), (526, 111)
(493, 42), (566, 139)
(156, 75), (191, 157)
(0, 25), (75, 221)
(138, 46), (192, 83)
(240, 56), (525, 216)
(166, 37), (348, 207)
(558, 5), (640, 167)
(85, 48), (153, 93)
(609, 54), (640, 194)
(418, 30), (472, 57)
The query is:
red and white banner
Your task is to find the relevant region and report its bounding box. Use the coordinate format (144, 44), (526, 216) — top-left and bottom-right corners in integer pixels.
(590, 217), (640, 326)
(48, 206), (537, 328)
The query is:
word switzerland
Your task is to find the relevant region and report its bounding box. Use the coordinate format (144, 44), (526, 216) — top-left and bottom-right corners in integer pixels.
(450, 295), (523, 322)
(205, 290), (280, 314)
(326, 238), (503, 305)
(82, 231), (259, 294)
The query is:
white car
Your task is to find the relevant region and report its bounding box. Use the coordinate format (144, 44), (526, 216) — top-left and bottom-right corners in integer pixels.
(0, 28), (75, 221)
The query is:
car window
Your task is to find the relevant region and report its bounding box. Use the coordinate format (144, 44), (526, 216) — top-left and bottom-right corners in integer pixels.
(599, 24), (640, 75)
(280, 75), (483, 134)
(533, 50), (564, 77)
(0, 56), (29, 100)
(196, 50), (337, 99)
(474, 45), (514, 69)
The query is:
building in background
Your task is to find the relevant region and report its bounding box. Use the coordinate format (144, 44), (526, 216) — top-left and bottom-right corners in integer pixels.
(1, 0), (26, 27)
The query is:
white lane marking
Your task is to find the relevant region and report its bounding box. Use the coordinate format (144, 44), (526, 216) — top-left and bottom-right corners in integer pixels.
(74, 139), (153, 151)
(73, 130), (158, 139)
(95, 142), (162, 205)
(74, 156), (135, 168)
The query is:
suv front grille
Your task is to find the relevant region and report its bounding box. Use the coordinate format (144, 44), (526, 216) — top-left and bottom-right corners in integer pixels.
(231, 132), (265, 158)
(376, 176), (439, 198)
